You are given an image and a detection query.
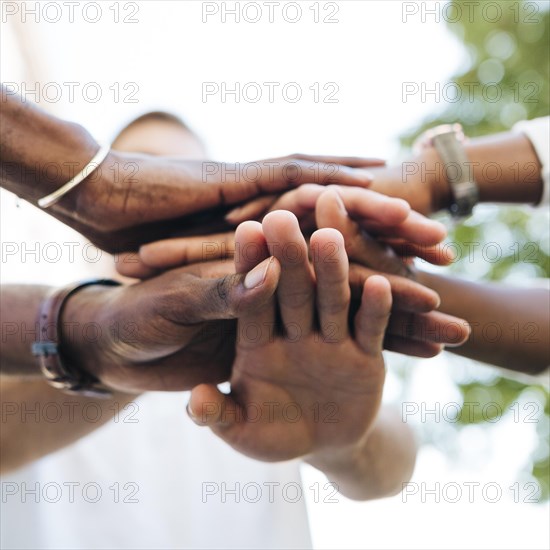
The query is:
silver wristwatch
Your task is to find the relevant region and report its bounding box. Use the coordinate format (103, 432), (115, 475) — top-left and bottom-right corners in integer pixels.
(415, 123), (479, 218)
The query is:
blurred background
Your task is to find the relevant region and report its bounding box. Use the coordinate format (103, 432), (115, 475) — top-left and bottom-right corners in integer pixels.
(1, 1), (549, 548)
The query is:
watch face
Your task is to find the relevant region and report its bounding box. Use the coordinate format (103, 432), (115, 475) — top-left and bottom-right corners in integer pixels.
(414, 123), (465, 154)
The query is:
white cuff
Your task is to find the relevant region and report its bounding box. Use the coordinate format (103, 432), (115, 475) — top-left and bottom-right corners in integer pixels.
(513, 117), (550, 208)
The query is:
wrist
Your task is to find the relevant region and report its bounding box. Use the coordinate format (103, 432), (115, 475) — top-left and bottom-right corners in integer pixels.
(306, 410), (417, 500)
(419, 147), (453, 213)
(60, 284), (121, 383)
(70, 149), (121, 230)
(304, 434), (376, 501)
(306, 438), (364, 473)
(41, 122), (99, 210)
(305, 419), (377, 477)
(369, 156), (447, 216)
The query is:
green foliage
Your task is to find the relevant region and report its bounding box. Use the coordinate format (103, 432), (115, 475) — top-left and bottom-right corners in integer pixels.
(401, 0), (549, 501)
(402, 0), (549, 142)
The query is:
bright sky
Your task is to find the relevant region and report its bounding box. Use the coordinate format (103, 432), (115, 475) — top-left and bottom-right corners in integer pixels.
(1, 1), (549, 548)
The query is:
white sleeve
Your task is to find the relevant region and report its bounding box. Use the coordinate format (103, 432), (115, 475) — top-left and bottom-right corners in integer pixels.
(513, 117), (550, 207)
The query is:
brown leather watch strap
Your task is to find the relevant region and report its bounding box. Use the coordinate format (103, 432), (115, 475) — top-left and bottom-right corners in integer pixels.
(32, 279), (121, 398)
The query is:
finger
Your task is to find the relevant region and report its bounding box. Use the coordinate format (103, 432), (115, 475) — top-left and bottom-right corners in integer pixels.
(361, 210), (447, 246)
(213, 158), (375, 206)
(280, 153), (386, 168)
(225, 184), (326, 226)
(177, 259), (235, 280)
(388, 311), (471, 347)
(115, 251), (160, 279)
(384, 336), (443, 358)
(315, 189), (412, 277)
(268, 184), (325, 216)
(355, 275), (392, 355)
(261, 159), (375, 189)
(226, 183), (411, 231)
(224, 195), (279, 224)
(310, 228), (350, 342)
(382, 240), (455, 266)
(188, 384), (243, 430)
(160, 257), (280, 325)
(262, 210), (315, 336)
(139, 232), (235, 269)
(116, 253), (238, 281)
(349, 263), (440, 313)
(265, 184), (325, 233)
(116, 237), (238, 279)
(234, 222), (277, 348)
(234, 221), (270, 273)
(331, 186), (411, 226)
(259, 184), (411, 235)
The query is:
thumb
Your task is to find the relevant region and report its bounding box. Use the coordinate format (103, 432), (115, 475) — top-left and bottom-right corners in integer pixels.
(167, 256), (280, 325)
(187, 384), (242, 430)
(316, 188), (411, 278)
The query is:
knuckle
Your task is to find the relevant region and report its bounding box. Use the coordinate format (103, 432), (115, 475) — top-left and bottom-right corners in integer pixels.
(320, 299), (349, 317)
(154, 282), (196, 324)
(214, 275), (240, 317)
(279, 288), (314, 311)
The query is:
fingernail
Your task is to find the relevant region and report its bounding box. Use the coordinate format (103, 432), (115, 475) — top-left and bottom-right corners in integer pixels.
(187, 401), (205, 426)
(186, 401), (196, 419)
(355, 168), (374, 182)
(445, 247), (456, 262)
(244, 257), (273, 289)
(225, 206), (242, 222)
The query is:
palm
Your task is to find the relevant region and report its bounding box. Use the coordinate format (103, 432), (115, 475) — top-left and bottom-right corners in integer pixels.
(224, 335), (385, 461)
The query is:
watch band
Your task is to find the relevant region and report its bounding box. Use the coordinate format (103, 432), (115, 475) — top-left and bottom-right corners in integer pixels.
(32, 279), (121, 398)
(417, 123), (479, 218)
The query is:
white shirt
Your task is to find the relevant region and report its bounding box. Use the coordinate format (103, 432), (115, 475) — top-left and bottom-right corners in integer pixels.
(1, 392), (312, 550)
(513, 117), (550, 207)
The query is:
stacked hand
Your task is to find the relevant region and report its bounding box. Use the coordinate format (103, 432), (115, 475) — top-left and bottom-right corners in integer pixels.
(187, 211), (392, 462)
(61, 258), (280, 392)
(117, 186), (470, 356)
(64, 162), (470, 487)
(57, 152), (385, 253)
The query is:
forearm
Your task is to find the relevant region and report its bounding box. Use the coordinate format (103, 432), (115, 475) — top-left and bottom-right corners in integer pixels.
(0, 284), (138, 473)
(0, 87), (100, 209)
(461, 131), (543, 205)
(306, 407), (417, 501)
(1, 285), (50, 375)
(0, 283), (123, 377)
(0, 377), (137, 474)
(417, 271), (550, 373)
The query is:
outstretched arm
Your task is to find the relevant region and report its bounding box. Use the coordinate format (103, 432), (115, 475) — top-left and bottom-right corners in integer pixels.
(0, 378), (136, 475)
(368, 127), (545, 215)
(415, 272), (549, 374)
(0, 284), (137, 474)
(306, 406), (417, 500)
(0, 260), (280, 473)
(308, 187), (548, 374)
(1, 86), (381, 252)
